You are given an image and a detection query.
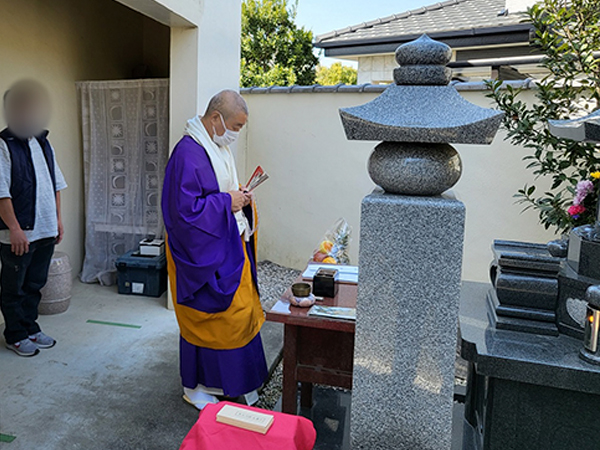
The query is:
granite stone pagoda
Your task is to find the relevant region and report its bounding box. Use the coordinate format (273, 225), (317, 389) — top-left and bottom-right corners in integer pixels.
(341, 34), (503, 450)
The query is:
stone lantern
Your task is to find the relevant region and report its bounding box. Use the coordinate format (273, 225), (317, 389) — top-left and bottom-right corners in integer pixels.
(340, 34), (503, 196)
(340, 35), (503, 450)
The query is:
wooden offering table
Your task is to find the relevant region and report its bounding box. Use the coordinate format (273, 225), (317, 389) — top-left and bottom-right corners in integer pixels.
(266, 275), (357, 415)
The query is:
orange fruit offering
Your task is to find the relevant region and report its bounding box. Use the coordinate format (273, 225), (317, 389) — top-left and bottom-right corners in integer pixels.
(319, 240), (334, 254)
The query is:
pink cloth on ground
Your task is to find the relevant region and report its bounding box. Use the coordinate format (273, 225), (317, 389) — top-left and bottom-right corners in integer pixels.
(179, 401), (317, 450)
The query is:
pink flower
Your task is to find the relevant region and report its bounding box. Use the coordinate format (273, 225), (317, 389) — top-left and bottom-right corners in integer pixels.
(574, 180), (595, 205)
(568, 204), (586, 218)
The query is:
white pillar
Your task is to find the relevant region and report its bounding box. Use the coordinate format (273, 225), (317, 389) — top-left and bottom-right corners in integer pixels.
(166, 0), (242, 309)
(169, 0), (242, 147)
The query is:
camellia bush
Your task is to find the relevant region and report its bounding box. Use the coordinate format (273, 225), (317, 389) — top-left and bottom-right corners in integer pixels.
(487, 0), (600, 234)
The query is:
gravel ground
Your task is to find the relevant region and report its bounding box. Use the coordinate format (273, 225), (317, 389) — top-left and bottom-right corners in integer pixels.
(257, 260), (301, 311)
(253, 260), (469, 410)
(256, 361), (283, 410)
(255, 261), (300, 409)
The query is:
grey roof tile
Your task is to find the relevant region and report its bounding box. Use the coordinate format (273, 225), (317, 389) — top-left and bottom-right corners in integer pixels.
(240, 81), (533, 95)
(290, 85), (318, 93)
(315, 0), (529, 47)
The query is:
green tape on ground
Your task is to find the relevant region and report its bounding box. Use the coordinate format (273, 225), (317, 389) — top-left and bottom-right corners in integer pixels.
(86, 320), (141, 329)
(0, 434), (16, 443)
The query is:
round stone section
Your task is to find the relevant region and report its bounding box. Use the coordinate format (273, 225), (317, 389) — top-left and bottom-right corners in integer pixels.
(586, 285), (600, 309)
(393, 65), (452, 86)
(547, 239), (568, 258)
(368, 142), (462, 196)
(395, 34), (452, 66)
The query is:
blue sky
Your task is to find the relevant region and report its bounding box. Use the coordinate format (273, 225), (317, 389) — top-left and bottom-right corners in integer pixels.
(294, 0), (434, 65)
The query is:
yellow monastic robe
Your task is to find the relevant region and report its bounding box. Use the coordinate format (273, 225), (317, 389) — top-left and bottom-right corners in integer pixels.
(166, 232), (265, 351)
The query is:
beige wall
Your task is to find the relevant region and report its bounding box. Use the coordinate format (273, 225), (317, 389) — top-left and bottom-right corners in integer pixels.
(240, 86), (556, 283)
(0, 0), (170, 277)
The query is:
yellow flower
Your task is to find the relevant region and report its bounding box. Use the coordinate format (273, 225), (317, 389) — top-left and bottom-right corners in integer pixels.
(591, 172), (600, 179)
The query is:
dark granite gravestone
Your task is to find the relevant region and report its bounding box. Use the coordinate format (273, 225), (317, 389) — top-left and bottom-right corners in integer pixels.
(460, 283), (600, 450)
(488, 240), (561, 336)
(459, 99), (600, 450)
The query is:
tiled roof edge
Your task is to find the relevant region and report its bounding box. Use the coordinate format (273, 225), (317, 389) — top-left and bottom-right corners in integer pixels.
(314, 0), (463, 43)
(240, 79), (536, 95)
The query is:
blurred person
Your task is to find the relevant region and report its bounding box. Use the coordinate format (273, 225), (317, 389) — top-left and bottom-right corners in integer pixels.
(0, 80), (67, 357)
(162, 90), (267, 410)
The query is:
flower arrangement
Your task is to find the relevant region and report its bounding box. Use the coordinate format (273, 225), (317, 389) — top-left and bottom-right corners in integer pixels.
(311, 218), (352, 265)
(566, 172), (600, 225)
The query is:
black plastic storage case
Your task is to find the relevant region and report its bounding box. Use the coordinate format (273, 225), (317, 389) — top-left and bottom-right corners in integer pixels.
(116, 251), (167, 297)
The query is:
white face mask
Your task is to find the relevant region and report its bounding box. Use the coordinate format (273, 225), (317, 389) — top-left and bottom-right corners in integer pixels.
(212, 112), (239, 147)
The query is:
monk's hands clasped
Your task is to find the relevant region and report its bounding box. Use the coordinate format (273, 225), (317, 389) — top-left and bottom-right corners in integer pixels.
(229, 190), (252, 213)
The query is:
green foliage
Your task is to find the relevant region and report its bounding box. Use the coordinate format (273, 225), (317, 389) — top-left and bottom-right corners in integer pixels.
(486, 0), (600, 234)
(315, 62), (358, 85)
(241, 0), (319, 87)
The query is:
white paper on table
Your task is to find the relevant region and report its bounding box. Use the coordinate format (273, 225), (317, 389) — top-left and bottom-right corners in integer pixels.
(270, 300), (291, 314)
(302, 264), (359, 284)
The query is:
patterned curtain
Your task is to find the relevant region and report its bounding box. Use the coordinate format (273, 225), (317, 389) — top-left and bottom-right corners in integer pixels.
(77, 79), (169, 285)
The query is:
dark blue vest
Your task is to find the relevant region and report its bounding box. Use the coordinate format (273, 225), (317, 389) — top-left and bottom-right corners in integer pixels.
(0, 128), (56, 231)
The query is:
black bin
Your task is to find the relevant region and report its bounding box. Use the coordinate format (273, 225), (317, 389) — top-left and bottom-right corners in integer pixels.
(116, 251), (167, 297)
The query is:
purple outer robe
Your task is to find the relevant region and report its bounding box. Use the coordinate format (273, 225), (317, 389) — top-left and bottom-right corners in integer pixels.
(162, 136), (252, 313)
(162, 136), (267, 396)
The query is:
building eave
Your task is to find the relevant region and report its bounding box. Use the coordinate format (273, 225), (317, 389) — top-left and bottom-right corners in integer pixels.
(317, 24), (533, 58)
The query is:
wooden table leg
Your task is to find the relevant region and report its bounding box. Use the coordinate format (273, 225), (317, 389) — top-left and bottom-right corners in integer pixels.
(282, 324), (298, 414)
(300, 382), (313, 409)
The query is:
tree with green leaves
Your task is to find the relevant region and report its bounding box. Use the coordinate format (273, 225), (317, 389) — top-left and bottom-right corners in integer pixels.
(315, 62), (358, 86)
(241, 0), (319, 87)
(487, 0), (600, 234)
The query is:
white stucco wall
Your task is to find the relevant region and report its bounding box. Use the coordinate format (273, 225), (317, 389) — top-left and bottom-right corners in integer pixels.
(240, 86), (556, 283)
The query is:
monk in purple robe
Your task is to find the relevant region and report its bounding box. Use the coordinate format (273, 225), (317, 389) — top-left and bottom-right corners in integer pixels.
(162, 90), (267, 409)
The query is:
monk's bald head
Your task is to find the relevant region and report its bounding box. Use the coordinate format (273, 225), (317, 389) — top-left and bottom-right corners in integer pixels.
(201, 89), (248, 137)
(204, 90), (248, 121)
